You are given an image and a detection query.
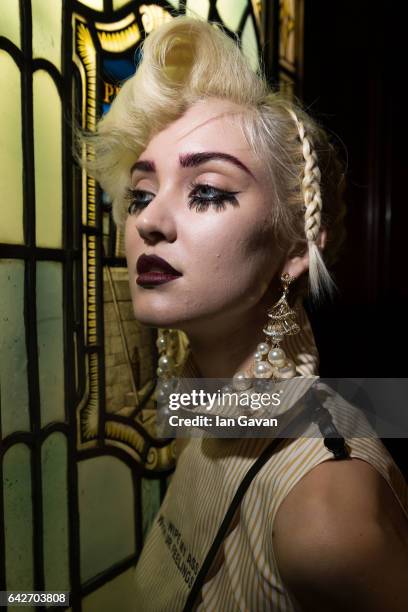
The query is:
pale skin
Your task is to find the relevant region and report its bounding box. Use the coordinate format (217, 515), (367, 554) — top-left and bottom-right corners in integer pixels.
(125, 98), (312, 378)
(124, 98), (408, 609)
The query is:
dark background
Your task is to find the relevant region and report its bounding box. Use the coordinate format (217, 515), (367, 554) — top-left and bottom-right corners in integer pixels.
(301, 1), (407, 474)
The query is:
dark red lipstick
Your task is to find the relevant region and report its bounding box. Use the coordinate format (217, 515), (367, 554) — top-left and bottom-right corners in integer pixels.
(136, 254), (182, 287)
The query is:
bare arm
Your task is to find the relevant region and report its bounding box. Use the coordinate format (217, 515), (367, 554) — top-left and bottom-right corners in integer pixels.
(272, 458), (408, 611)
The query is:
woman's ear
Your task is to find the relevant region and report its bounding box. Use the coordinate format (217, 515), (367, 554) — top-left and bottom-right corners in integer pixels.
(282, 228), (327, 279)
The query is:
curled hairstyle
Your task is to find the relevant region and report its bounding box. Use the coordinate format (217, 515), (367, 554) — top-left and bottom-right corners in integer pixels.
(79, 16), (346, 300)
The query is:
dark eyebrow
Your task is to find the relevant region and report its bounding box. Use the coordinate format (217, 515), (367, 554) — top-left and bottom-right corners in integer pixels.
(179, 151), (254, 177)
(130, 159), (156, 174)
(130, 152), (254, 178)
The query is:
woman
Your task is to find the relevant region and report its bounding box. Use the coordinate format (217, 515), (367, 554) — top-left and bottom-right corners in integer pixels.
(82, 17), (408, 611)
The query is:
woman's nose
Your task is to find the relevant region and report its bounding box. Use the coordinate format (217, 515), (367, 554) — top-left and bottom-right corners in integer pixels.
(133, 194), (177, 244)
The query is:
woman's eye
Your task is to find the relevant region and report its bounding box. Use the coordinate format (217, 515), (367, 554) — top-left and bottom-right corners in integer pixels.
(125, 184), (240, 216)
(126, 188), (155, 215)
(188, 184), (240, 212)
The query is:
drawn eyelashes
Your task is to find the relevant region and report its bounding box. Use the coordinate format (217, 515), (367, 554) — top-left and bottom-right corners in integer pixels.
(125, 183), (240, 215)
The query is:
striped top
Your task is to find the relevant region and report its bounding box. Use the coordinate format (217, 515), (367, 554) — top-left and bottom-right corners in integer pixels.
(132, 303), (408, 611)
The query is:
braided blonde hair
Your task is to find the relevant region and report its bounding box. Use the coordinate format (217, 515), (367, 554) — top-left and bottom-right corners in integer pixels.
(286, 108), (337, 297)
(79, 16), (346, 301)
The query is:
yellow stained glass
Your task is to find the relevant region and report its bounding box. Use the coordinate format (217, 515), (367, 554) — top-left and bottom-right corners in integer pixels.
(140, 5), (172, 33)
(112, 0), (132, 9)
(186, 0), (210, 20)
(216, 0), (246, 32)
(33, 70), (62, 248)
(32, 0), (62, 71)
(241, 16), (259, 71)
(76, 0), (104, 10)
(0, 51), (23, 244)
(251, 0), (262, 31)
(0, 0), (20, 48)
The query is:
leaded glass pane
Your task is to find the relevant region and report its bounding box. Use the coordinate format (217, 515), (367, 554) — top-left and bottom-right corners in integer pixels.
(241, 16), (259, 71)
(142, 478), (161, 539)
(186, 0), (210, 20)
(42, 433), (70, 591)
(3, 445), (34, 594)
(216, 0), (247, 32)
(139, 4), (173, 32)
(0, 51), (23, 244)
(32, 0), (62, 71)
(33, 71), (63, 248)
(0, 260), (29, 437)
(78, 456), (135, 582)
(76, 0), (104, 10)
(82, 567), (136, 612)
(112, 0), (132, 9)
(0, 0), (21, 48)
(37, 261), (65, 426)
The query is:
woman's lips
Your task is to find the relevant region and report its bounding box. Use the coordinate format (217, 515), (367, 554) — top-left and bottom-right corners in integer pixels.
(136, 253), (182, 287)
(136, 271), (182, 286)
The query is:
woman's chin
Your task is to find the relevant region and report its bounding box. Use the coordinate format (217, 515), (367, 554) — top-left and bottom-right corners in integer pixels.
(132, 308), (187, 330)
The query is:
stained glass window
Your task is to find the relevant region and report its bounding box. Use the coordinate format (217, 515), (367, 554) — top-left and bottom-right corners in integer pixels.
(33, 71), (63, 248)
(32, 0), (62, 70)
(0, 1), (69, 606)
(0, 0), (303, 606)
(42, 433), (70, 592)
(0, 260), (29, 436)
(3, 445), (34, 593)
(0, 52), (23, 244)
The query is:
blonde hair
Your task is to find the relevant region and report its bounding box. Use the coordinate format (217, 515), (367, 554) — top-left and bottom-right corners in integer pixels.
(78, 16), (346, 300)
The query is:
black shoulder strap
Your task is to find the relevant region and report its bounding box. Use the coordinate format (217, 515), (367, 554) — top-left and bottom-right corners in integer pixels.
(182, 401), (348, 611)
(182, 434), (285, 611)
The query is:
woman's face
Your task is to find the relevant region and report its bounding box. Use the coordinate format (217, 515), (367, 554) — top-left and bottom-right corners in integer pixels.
(125, 98), (284, 333)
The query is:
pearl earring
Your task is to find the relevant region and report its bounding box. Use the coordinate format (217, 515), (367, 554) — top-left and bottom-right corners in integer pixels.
(156, 329), (176, 377)
(155, 329), (179, 403)
(233, 273), (301, 390)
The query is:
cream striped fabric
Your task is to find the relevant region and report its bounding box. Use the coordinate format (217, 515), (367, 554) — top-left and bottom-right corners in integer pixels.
(132, 303), (408, 611)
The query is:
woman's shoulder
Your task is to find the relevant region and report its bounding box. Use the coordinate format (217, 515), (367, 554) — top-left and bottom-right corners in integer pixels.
(273, 453), (408, 541)
(272, 455), (408, 611)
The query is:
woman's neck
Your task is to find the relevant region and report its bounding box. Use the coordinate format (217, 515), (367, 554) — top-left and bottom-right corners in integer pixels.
(184, 297), (273, 379)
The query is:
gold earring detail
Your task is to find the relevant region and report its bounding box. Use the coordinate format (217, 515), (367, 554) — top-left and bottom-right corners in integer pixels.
(254, 273), (300, 379)
(232, 273), (301, 390)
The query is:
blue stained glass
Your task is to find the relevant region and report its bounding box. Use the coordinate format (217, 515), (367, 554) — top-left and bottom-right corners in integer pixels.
(103, 57), (136, 83)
